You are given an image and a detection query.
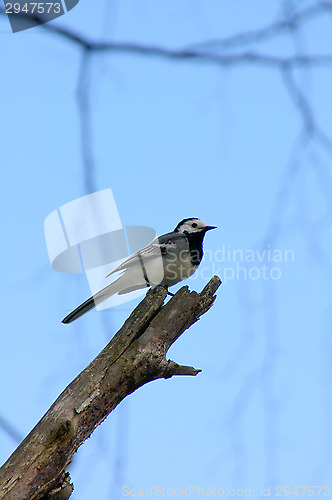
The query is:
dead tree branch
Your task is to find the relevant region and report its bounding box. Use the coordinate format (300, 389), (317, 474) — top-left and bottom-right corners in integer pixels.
(0, 276), (221, 500)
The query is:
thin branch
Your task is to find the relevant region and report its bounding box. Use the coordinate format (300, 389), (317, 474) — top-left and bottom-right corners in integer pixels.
(187, 1), (332, 51)
(0, 415), (23, 444)
(282, 65), (332, 153)
(76, 49), (96, 194)
(1, 8), (332, 69)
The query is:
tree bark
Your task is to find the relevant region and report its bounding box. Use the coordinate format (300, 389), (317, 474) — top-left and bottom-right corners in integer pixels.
(0, 276), (221, 500)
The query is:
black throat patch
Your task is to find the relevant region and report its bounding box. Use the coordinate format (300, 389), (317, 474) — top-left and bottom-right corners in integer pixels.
(184, 230), (206, 266)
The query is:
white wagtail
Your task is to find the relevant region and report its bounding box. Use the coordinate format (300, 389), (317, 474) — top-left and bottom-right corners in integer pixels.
(62, 218), (216, 324)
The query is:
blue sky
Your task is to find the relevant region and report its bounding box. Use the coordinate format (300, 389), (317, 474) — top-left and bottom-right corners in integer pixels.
(1, 1), (332, 498)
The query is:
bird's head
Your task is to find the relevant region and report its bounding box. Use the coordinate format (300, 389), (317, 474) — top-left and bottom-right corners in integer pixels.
(174, 218), (217, 235)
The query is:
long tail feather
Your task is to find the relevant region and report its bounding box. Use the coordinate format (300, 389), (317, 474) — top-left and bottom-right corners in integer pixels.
(62, 272), (149, 324)
(62, 279), (121, 324)
(62, 296), (96, 324)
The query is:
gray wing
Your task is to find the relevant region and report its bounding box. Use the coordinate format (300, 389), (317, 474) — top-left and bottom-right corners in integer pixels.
(105, 231), (186, 278)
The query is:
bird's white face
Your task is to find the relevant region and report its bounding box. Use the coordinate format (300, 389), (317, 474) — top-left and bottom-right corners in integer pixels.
(175, 218), (212, 234)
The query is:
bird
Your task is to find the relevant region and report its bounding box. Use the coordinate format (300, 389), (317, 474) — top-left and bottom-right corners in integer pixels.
(62, 218), (216, 324)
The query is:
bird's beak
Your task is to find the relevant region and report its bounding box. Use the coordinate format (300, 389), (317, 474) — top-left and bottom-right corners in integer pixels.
(204, 225), (217, 231)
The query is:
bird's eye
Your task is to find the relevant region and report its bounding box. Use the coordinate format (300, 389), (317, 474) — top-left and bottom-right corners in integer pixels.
(192, 222), (197, 228)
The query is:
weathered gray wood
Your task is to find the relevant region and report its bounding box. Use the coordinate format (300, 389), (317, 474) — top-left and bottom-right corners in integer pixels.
(0, 276), (221, 500)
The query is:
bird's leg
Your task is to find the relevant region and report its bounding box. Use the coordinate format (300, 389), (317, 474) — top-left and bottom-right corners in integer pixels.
(160, 285), (175, 297)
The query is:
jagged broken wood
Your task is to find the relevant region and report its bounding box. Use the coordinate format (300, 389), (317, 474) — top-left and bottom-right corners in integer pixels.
(0, 276), (221, 500)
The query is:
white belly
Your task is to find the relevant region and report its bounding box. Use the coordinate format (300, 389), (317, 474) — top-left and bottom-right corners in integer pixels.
(161, 251), (197, 286)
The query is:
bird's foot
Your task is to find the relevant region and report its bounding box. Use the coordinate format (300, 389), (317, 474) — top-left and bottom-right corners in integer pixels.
(160, 285), (175, 297)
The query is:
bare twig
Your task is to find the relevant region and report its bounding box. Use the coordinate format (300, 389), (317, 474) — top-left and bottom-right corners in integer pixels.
(1, 8), (332, 69)
(187, 2), (332, 51)
(76, 49), (96, 193)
